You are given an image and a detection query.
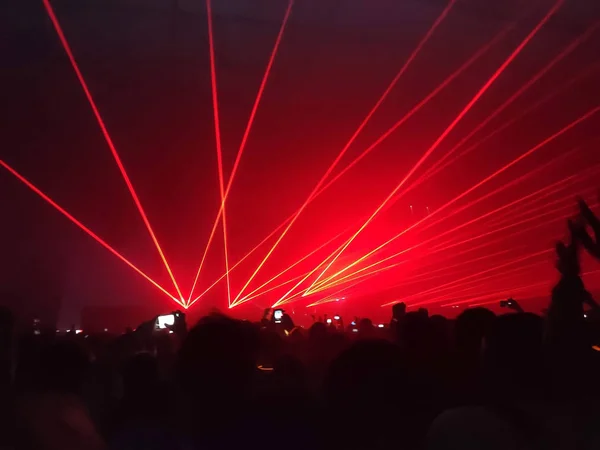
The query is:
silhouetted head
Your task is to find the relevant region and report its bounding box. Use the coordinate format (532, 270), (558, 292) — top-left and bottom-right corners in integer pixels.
(326, 338), (404, 394)
(392, 302), (407, 320)
(358, 318), (375, 339)
(281, 313), (295, 332)
(308, 321), (328, 342)
(0, 306), (14, 332)
(176, 314), (259, 405)
(325, 340), (428, 448)
(288, 326), (305, 344)
(430, 314), (450, 348)
(455, 308), (496, 355)
(37, 340), (90, 394)
(122, 352), (159, 397)
(397, 311), (431, 353)
(483, 313), (544, 397)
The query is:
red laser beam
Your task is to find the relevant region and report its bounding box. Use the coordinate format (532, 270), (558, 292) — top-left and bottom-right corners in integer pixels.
(232, 207), (393, 306)
(440, 281), (548, 308)
(41, 0), (184, 302)
(309, 10), (554, 216)
(307, 261), (405, 297)
(387, 263), (549, 311)
(268, 144), (581, 296)
(311, 240), (518, 295)
(479, 154), (600, 229)
(319, 177), (596, 295)
(411, 250), (552, 307)
(191, 15), (512, 304)
(466, 269), (600, 308)
(320, 223), (542, 296)
(238, 271), (311, 305)
(233, 0), (458, 304)
(317, 171), (599, 298)
(200, 19), (508, 302)
(420, 63), (600, 188)
(423, 266), (549, 307)
(310, 166), (581, 292)
(314, 146), (590, 289)
(441, 275), (554, 308)
(270, 242), (354, 306)
(378, 254), (550, 308)
(371, 247), (520, 293)
(233, 182), (425, 304)
(0, 159), (182, 307)
(272, 241), (353, 307)
(304, 19), (515, 199)
(410, 151), (600, 244)
(368, 221), (564, 303)
(188, 212), (349, 309)
(187, 0), (295, 303)
(429, 191), (598, 257)
(446, 168), (600, 233)
(188, 215), (300, 308)
(230, 229), (346, 307)
(466, 267), (600, 307)
(381, 249), (551, 308)
(424, 200), (597, 278)
(306, 279), (372, 308)
(412, 20), (600, 185)
(204, 0), (232, 307)
(421, 170), (599, 253)
(385, 63), (600, 204)
(234, 203), (418, 307)
(315, 103), (599, 290)
(190, 198), (345, 308)
(306, 0), (565, 293)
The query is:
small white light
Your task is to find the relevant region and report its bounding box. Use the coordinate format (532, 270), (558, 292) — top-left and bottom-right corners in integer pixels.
(378, 324), (384, 328)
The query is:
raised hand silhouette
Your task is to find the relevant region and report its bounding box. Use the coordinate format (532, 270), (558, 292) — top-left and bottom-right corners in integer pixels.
(500, 298), (524, 313)
(555, 220), (580, 278)
(576, 198), (600, 259)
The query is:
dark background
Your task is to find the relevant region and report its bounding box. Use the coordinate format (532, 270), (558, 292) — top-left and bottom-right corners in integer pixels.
(2, 0), (600, 327)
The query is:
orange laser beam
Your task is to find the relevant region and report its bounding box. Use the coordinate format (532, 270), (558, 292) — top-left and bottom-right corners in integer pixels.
(318, 174), (598, 299)
(187, 0), (294, 302)
(233, 0), (458, 304)
(306, 1), (564, 292)
(316, 103), (599, 289)
(308, 147), (581, 291)
(380, 250), (551, 308)
(0, 159), (182, 307)
(230, 229), (346, 308)
(42, 0), (184, 302)
(320, 173), (595, 293)
(191, 8), (511, 307)
(416, 20), (599, 184)
(204, 0), (232, 307)
(307, 16), (514, 199)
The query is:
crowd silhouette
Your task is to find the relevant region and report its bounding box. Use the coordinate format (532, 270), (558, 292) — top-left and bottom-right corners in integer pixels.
(2, 198), (600, 450)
